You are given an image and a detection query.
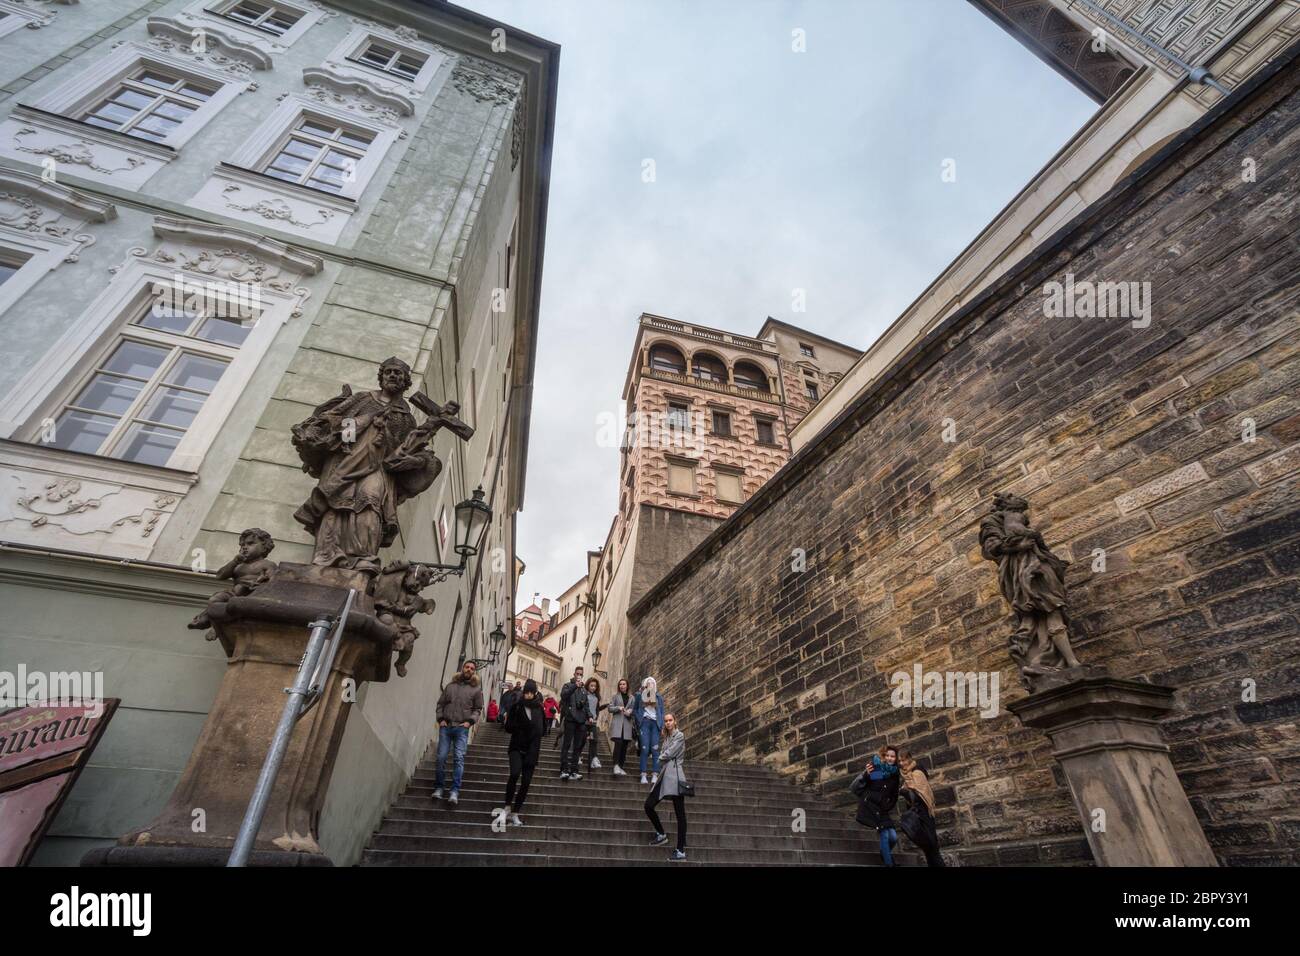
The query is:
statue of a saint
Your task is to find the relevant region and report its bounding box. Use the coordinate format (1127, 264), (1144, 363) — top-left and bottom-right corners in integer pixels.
(290, 357), (472, 574)
(979, 492), (1084, 691)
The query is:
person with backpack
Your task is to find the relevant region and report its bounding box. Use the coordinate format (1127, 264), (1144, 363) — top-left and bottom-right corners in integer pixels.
(644, 712), (689, 861)
(493, 678), (546, 826)
(851, 744), (901, 865)
(636, 676), (666, 785)
(558, 666), (584, 777)
(898, 750), (945, 866)
(607, 678), (637, 776)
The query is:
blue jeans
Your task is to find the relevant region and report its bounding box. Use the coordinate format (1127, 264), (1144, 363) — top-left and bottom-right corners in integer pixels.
(436, 725), (469, 792)
(879, 827), (898, 866)
(638, 717), (661, 774)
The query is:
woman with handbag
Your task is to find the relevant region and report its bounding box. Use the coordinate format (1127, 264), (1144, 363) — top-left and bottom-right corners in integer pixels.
(644, 712), (690, 861)
(852, 744), (901, 866)
(607, 678), (637, 776)
(898, 750), (945, 866)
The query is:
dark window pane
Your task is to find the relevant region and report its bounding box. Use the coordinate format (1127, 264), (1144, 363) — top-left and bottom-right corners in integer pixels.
(51, 410), (116, 455)
(71, 373), (143, 417)
(116, 423), (182, 466)
(165, 354), (227, 393)
(138, 386), (205, 428)
(197, 315), (252, 346)
(102, 341), (168, 379)
(337, 129), (373, 149)
(137, 71), (178, 89)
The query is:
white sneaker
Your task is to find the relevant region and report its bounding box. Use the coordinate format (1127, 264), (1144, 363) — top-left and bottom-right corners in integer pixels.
(640, 773), (648, 784)
(651, 773), (659, 785)
(432, 788), (444, 800)
(613, 765), (626, 776)
(509, 813), (523, 827)
(570, 772), (583, 780)
(560, 772), (570, 779)
(591, 757), (602, 768)
(448, 790), (459, 805)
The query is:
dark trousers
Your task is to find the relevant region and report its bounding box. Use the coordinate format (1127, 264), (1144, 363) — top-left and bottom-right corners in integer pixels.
(914, 802), (946, 867)
(559, 720), (578, 771)
(585, 726), (600, 762)
(645, 780), (686, 851)
(505, 749), (536, 811)
(612, 737), (630, 769)
(561, 721), (589, 774)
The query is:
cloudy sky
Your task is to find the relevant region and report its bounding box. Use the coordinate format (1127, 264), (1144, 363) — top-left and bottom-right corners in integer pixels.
(456, 0), (1098, 608)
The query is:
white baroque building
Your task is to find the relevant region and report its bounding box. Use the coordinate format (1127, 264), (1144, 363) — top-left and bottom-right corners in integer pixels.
(0, 0), (557, 865)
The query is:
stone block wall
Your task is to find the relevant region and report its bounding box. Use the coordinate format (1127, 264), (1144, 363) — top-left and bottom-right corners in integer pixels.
(628, 44), (1300, 865)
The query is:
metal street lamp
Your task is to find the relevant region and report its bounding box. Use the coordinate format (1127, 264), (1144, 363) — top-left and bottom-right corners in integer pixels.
(591, 648), (606, 679)
(423, 487), (492, 577)
(467, 623), (509, 672)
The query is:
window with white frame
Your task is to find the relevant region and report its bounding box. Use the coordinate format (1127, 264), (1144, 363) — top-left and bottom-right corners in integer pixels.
(41, 293), (253, 466)
(80, 67), (219, 143)
(0, 249), (28, 287)
(213, 0), (301, 35)
(348, 39), (427, 80)
(259, 116), (374, 195)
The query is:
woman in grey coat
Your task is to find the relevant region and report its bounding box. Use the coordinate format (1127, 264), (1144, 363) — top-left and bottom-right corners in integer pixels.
(644, 713), (688, 860)
(607, 678), (637, 776)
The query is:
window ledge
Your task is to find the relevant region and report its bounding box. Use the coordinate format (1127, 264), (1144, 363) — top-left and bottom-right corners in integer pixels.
(12, 105), (177, 161)
(218, 162), (359, 210)
(666, 491), (700, 500)
(0, 438), (198, 493)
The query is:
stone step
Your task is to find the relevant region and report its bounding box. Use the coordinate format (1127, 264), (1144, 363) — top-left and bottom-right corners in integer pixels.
(402, 782), (831, 814)
(376, 816), (874, 851)
(386, 796), (860, 830)
(455, 745), (791, 781)
(364, 832), (877, 865)
(360, 848), (859, 867)
(413, 768), (815, 798)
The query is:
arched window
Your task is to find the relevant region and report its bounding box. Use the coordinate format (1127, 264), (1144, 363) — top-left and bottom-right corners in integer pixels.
(733, 361), (768, 391)
(691, 352), (727, 383)
(648, 344), (685, 374)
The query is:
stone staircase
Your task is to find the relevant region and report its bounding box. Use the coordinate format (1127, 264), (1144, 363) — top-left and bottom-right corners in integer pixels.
(360, 726), (909, 866)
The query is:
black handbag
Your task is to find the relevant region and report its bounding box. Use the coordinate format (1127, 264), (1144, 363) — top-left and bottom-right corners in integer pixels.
(849, 772), (868, 797)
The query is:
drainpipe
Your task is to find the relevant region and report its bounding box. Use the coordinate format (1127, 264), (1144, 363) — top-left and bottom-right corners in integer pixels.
(1069, 0), (1232, 96)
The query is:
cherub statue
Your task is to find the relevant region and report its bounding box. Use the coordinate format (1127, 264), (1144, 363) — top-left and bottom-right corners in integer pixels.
(978, 492), (1084, 691)
(372, 560), (436, 677)
(188, 528), (278, 637)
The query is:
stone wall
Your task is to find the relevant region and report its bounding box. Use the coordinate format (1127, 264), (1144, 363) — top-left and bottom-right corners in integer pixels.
(628, 43), (1300, 866)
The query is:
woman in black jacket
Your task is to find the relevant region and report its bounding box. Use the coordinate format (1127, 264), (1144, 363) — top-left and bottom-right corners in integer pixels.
(854, 744), (901, 866)
(496, 679), (546, 825)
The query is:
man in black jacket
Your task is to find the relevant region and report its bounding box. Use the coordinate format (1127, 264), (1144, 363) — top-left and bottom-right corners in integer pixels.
(495, 679), (546, 826)
(558, 666), (584, 780)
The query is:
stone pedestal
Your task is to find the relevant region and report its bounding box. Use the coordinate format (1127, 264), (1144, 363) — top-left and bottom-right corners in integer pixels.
(82, 563), (397, 867)
(1008, 673), (1217, 867)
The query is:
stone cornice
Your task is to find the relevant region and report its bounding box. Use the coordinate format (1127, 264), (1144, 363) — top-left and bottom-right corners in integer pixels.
(146, 15), (274, 71)
(152, 214), (326, 275)
(0, 166), (116, 223)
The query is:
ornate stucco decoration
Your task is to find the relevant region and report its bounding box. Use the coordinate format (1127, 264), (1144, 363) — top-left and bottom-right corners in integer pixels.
(451, 57), (524, 106)
(510, 94), (525, 170)
(5, 0), (77, 30)
(0, 166), (116, 261)
(221, 184), (334, 230)
(14, 477), (178, 538)
(141, 16), (272, 81)
(13, 127), (147, 175)
(298, 66), (415, 136)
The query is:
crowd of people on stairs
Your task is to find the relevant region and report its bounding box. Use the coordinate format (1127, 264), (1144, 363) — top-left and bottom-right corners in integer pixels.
(428, 663), (946, 864)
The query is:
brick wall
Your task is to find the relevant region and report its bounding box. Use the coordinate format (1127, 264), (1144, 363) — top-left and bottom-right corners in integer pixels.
(627, 43), (1300, 866)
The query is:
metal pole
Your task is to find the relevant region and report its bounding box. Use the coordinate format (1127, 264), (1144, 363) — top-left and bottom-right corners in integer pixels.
(227, 589), (355, 867)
